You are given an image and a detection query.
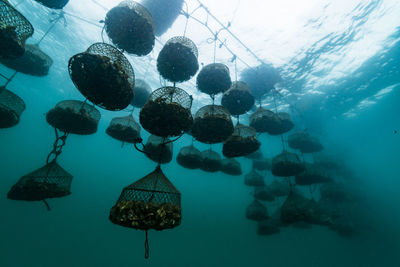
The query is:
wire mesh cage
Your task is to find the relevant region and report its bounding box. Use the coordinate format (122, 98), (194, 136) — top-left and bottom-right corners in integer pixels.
(106, 114), (141, 144)
(33, 0), (69, 9)
(244, 170), (265, 187)
(68, 42), (135, 111)
(295, 163), (332, 186)
(200, 149), (222, 173)
(105, 0), (155, 56)
(253, 158), (271, 171)
(139, 86), (193, 137)
(7, 161), (73, 201)
(176, 145), (202, 170)
(46, 100), (100, 135)
(271, 151), (305, 177)
(223, 124), (260, 158)
(221, 81), (255, 115)
(254, 186), (275, 202)
(0, 44), (53, 76)
(269, 112), (294, 135)
(131, 79), (152, 108)
(249, 107), (278, 133)
(157, 36), (199, 82)
(246, 199), (269, 221)
(288, 131), (323, 153)
(191, 105), (234, 144)
(144, 135), (173, 164)
(0, 87), (25, 128)
(109, 166), (181, 231)
(257, 220), (280, 236)
(220, 158), (242, 176)
(0, 0), (34, 59)
(196, 63), (231, 97)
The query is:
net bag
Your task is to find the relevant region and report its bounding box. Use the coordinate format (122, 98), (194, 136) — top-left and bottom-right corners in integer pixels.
(257, 220), (280, 236)
(253, 158), (271, 171)
(221, 81), (255, 115)
(191, 105), (234, 144)
(139, 86), (193, 137)
(131, 79), (151, 108)
(268, 112), (294, 135)
(0, 87), (25, 128)
(8, 161), (72, 201)
(33, 0), (69, 9)
(288, 131), (323, 153)
(157, 36), (199, 82)
(196, 63), (231, 97)
(0, 0), (34, 59)
(0, 44), (53, 76)
(220, 158), (242, 176)
(271, 151), (305, 177)
(269, 180), (290, 197)
(200, 149), (221, 173)
(105, 1), (155, 56)
(106, 114), (141, 144)
(144, 135), (173, 164)
(295, 164), (332, 186)
(223, 124), (260, 158)
(254, 186), (275, 202)
(244, 149), (263, 160)
(68, 42), (135, 111)
(246, 200), (268, 221)
(176, 145), (202, 169)
(46, 100), (100, 135)
(244, 170), (264, 187)
(250, 108), (278, 133)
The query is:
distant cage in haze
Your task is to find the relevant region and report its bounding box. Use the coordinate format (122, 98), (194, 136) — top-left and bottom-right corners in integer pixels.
(223, 124), (260, 158)
(197, 63), (232, 97)
(288, 131), (323, 153)
(0, 87), (25, 129)
(176, 145), (203, 170)
(144, 135), (173, 164)
(33, 0), (69, 9)
(221, 81), (255, 115)
(220, 158), (242, 176)
(271, 151), (305, 177)
(244, 170), (265, 187)
(0, 0), (34, 59)
(106, 115), (141, 144)
(250, 108), (294, 135)
(246, 200), (269, 221)
(200, 149), (222, 173)
(131, 79), (152, 108)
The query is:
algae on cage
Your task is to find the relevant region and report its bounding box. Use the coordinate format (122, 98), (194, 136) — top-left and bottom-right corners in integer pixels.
(221, 81), (255, 116)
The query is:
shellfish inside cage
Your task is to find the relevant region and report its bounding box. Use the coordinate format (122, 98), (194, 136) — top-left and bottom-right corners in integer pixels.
(220, 158), (242, 176)
(288, 131), (324, 153)
(0, 0), (34, 59)
(200, 149), (222, 173)
(250, 108), (294, 135)
(144, 135), (173, 164)
(33, 0), (70, 9)
(106, 114), (141, 144)
(0, 87), (25, 128)
(246, 199), (269, 221)
(68, 42), (134, 111)
(46, 100), (100, 135)
(223, 124), (261, 158)
(196, 63), (232, 97)
(105, 0), (155, 56)
(221, 81), (255, 116)
(268, 112), (294, 135)
(244, 170), (265, 187)
(131, 79), (152, 108)
(176, 145), (202, 170)
(157, 36), (199, 82)
(139, 86), (193, 137)
(271, 151), (305, 177)
(191, 105), (234, 144)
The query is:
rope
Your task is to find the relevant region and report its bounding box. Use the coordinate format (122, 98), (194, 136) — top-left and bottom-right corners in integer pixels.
(36, 12), (65, 46)
(2, 71), (18, 88)
(46, 128), (69, 165)
(144, 230), (150, 259)
(43, 199), (51, 211)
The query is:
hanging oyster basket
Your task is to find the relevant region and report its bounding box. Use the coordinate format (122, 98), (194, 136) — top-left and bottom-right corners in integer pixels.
(254, 186), (275, 202)
(131, 79), (152, 108)
(268, 112), (294, 135)
(105, 0), (155, 56)
(176, 145), (202, 170)
(144, 135), (173, 164)
(106, 114), (141, 144)
(271, 151), (305, 177)
(46, 100), (100, 135)
(223, 124), (260, 158)
(221, 81), (255, 115)
(220, 158), (242, 176)
(244, 170), (265, 187)
(246, 199), (269, 221)
(139, 86), (193, 137)
(295, 164), (332, 185)
(33, 0), (69, 9)
(196, 63), (231, 97)
(157, 36), (199, 82)
(68, 42), (135, 111)
(250, 107), (279, 133)
(200, 149), (222, 173)
(0, 87), (25, 128)
(0, 0), (34, 59)
(288, 131), (323, 153)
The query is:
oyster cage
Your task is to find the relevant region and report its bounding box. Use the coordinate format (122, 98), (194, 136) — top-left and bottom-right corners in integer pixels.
(106, 114), (141, 144)
(196, 63), (231, 97)
(221, 81), (255, 116)
(144, 135), (173, 164)
(176, 145), (202, 170)
(33, 0), (69, 9)
(271, 150), (305, 177)
(223, 124), (260, 158)
(0, 87), (26, 128)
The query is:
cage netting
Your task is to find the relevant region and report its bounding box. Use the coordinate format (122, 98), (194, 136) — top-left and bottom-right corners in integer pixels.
(269, 180), (290, 197)
(254, 186), (275, 202)
(157, 36), (199, 82)
(272, 151), (305, 177)
(220, 158), (242, 176)
(257, 219), (280, 236)
(250, 108), (294, 135)
(196, 63), (231, 97)
(221, 81), (255, 116)
(244, 170), (265, 187)
(176, 145), (202, 170)
(106, 114), (141, 144)
(253, 158), (271, 171)
(269, 112), (294, 135)
(33, 0), (69, 9)
(200, 149), (221, 172)
(288, 131), (324, 153)
(295, 164), (332, 186)
(144, 135), (173, 164)
(0, 44), (52, 76)
(0, 0), (34, 59)
(246, 199), (269, 221)
(131, 79), (151, 108)
(0, 87), (25, 128)
(191, 105), (234, 144)
(68, 42), (134, 111)
(46, 100), (100, 135)
(244, 149), (263, 160)
(105, 0), (155, 56)
(223, 124), (260, 158)
(139, 86), (193, 137)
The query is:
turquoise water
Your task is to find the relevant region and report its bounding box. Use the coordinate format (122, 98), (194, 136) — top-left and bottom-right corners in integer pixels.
(1, 0), (400, 266)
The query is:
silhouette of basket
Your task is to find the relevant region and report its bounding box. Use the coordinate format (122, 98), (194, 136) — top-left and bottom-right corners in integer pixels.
(33, 0), (69, 9)
(197, 63), (231, 97)
(223, 124), (260, 158)
(106, 115), (141, 143)
(0, 87), (25, 128)
(221, 81), (255, 115)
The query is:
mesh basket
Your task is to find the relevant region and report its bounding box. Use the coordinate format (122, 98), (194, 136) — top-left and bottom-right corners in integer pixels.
(221, 81), (255, 115)
(157, 36), (199, 82)
(269, 112), (294, 135)
(33, 0), (69, 9)
(257, 220), (280, 236)
(250, 108), (278, 133)
(269, 180), (290, 197)
(254, 186), (275, 202)
(7, 161), (73, 201)
(0, 87), (25, 128)
(144, 135), (173, 164)
(200, 149), (221, 172)
(110, 166), (181, 230)
(131, 79), (152, 108)
(220, 158), (242, 176)
(68, 42), (134, 111)
(253, 158), (271, 171)
(191, 105), (234, 144)
(176, 145), (202, 170)
(241, 64), (281, 100)
(46, 100), (100, 135)
(106, 114), (141, 143)
(196, 63), (231, 97)
(223, 124), (260, 158)
(244, 170), (265, 187)
(0, 0), (34, 59)
(295, 164), (332, 185)
(288, 131), (323, 153)
(0, 44), (53, 76)
(139, 86), (193, 137)
(271, 151), (305, 177)
(246, 200), (268, 221)
(105, 0), (155, 56)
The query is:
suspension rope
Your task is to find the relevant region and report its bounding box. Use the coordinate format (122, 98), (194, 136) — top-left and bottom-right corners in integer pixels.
(36, 12), (65, 46)
(46, 128), (69, 165)
(144, 230), (150, 259)
(2, 71), (18, 88)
